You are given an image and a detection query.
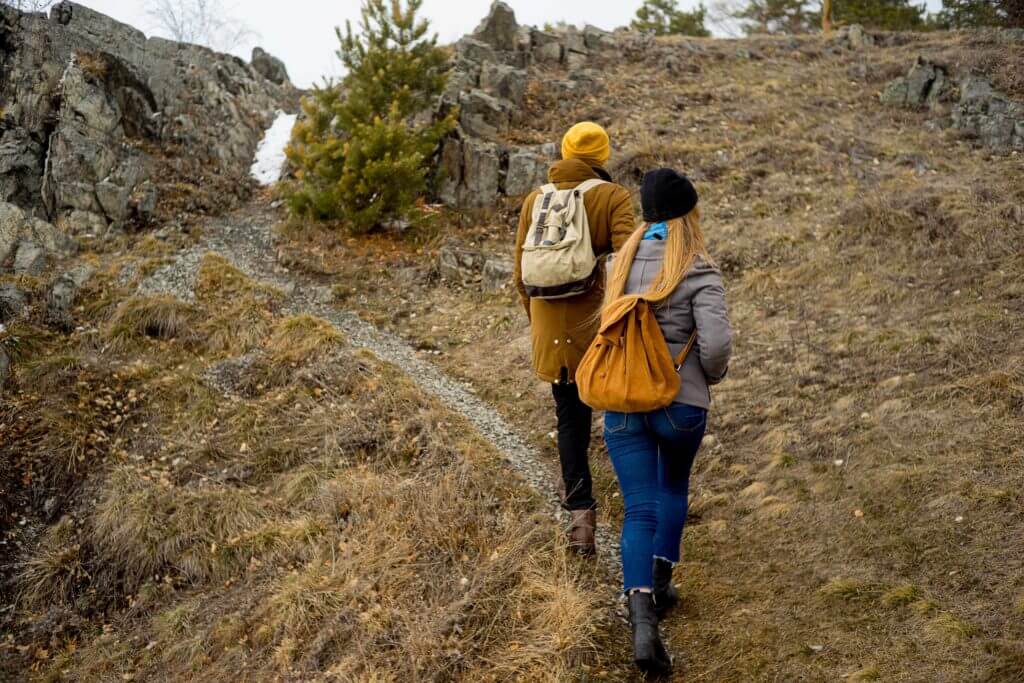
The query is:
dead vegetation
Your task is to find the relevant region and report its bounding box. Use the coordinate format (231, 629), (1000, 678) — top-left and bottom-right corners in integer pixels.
(266, 28), (1024, 681)
(3, 26), (1024, 683)
(1, 247), (600, 681)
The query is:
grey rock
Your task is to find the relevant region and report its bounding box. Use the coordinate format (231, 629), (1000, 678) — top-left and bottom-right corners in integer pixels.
(583, 24), (616, 51)
(846, 24), (874, 50)
(437, 137), (501, 208)
(0, 128), (45, 207)
(505, 144), (556, 197)
(532, 29), (564, 63)
(479, 62), (527, 108)
(881, 78), (909, 107)
(881, 57), (946, 107)
(0, 201), (76, 265)
(13, 241), (46, 275)
(455, 36), (499, 65)
(473, 1), (519, 52)
(438, 246), (486, 284)
(0, 283), (27, 323)
(557, 26), (587, 56)
(0, 1), (295, 225)
(458, 89), (513, 139)
(482, 257), (514, 292)
(46, 264), (95, 331)
(251, 47), (289, 85)
(535, 41), (564, 64)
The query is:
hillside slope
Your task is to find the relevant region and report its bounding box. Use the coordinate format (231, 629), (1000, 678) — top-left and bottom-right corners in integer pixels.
(2, 5), (1023, 683)
(279, 22), (1024, 683)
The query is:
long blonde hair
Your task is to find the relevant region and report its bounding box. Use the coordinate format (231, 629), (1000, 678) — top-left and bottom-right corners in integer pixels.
(604, 207), (711, 309)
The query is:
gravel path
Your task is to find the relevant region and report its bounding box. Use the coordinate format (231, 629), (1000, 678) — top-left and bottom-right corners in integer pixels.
(138, 208), (622, 578)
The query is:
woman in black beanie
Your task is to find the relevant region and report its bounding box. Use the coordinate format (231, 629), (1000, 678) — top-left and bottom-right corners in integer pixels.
(600, 168), (732, 676)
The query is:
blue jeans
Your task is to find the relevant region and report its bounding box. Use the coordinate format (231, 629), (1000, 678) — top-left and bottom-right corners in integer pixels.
(605, 404), (707, 593)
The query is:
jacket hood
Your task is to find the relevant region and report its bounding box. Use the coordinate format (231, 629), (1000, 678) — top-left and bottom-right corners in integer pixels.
(633, 239), (719, 276)
(547, 158), (612, 184)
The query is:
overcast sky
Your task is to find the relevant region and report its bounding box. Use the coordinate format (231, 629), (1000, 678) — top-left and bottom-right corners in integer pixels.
(76, 0), (942, 87)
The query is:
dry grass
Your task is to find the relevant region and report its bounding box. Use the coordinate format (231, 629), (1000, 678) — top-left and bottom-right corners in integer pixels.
(6, 26), (1024, 683)
(194, 253), (282, 356)
(107, 294), (197, 346)
(5, 257), (601, 680)
(260, 27), (1024, 681)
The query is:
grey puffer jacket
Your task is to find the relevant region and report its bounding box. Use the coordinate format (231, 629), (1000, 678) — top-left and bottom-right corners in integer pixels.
(623, 240), (732, 409)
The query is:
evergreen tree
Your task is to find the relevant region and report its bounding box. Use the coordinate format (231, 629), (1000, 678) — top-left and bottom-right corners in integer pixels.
(284, 0), (455, 233)
(632, 0), (712, 36)
(733, 0), (817, 34)
(936, 0), (1023, 28)
(832, 0), (928, 30)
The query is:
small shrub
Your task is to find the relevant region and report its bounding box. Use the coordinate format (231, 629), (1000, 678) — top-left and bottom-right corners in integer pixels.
(283, 0), (456, 234)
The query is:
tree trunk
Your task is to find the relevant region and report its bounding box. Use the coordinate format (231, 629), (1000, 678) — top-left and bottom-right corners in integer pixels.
(822, 0), (833, 32)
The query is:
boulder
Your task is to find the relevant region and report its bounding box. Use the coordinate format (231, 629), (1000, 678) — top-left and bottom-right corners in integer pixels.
(251, 47), (289, 85)
(505, 144), (557, 197)
(482, 257), (514, 292)
(438, 246), (486, 284)
(583, 25), (616, 51)
(473, 1), (519, 52)
(458, 89), (513, 139)
(0, 202), (76, 266)
(479, 62), (528, 108)
(847, 24), (874, 49)
(881, 58), (946, 108)
(532, 30), (564, 64)
(13, 241), (46, 275)
(0, 283), (27, 323)
(953, 77), (1023, 150)
(46, 264), (95, 331)
(437, 137), (502, 208)
(455, 37), (499, 66)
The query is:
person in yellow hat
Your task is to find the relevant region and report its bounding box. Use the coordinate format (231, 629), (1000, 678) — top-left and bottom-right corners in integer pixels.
(513, 122), (635, 555)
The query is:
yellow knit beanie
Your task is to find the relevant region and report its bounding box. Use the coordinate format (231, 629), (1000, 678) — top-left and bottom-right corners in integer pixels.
(561, 122), (611, 165)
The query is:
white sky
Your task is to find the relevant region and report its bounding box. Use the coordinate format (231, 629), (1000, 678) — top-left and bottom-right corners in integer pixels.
(75, 0), (943, 88)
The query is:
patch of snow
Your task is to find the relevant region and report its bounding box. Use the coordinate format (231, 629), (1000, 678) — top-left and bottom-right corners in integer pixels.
(250, 111), (297, 186)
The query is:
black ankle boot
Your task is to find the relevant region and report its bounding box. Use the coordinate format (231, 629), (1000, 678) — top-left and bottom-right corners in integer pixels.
(627, 591), (672, 677)
(652, 558), (679, 618)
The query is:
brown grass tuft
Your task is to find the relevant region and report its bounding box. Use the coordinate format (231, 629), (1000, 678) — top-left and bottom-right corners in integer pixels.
(107, 295), (197, 345)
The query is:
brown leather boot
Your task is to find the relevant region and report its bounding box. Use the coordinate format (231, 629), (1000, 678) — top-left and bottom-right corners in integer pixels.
(568, 509), (596, 556)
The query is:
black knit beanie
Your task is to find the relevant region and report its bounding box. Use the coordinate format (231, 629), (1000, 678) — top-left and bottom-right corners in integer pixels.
(641, 168), (699, 223)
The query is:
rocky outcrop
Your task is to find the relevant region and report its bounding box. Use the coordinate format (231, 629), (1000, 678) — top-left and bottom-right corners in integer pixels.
(1, 201), (77, 269)
(882, 57), (1023, 152)
(436, 2), (620, 207)
(0, 2), (297, 236)
(252, 47), (289, 85)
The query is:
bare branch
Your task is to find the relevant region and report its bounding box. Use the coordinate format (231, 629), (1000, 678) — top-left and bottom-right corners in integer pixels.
(0, 0), (58, 12)
(144, 0), (258, 53)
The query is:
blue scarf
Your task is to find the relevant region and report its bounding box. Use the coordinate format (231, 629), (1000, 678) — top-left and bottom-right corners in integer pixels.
(643, 222), (668, 241)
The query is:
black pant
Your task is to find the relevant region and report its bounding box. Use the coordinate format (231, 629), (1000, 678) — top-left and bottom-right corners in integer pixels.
(552, 381), (595, 511)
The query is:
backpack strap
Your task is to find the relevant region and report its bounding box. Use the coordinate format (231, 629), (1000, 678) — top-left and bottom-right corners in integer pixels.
(674, 331), (698, 370)
(532, 187), (557, 246)
(575, 178), (607, 195)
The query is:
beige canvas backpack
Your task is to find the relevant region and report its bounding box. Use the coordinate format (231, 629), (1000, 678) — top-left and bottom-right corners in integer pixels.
(520, 179), (605, 299)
